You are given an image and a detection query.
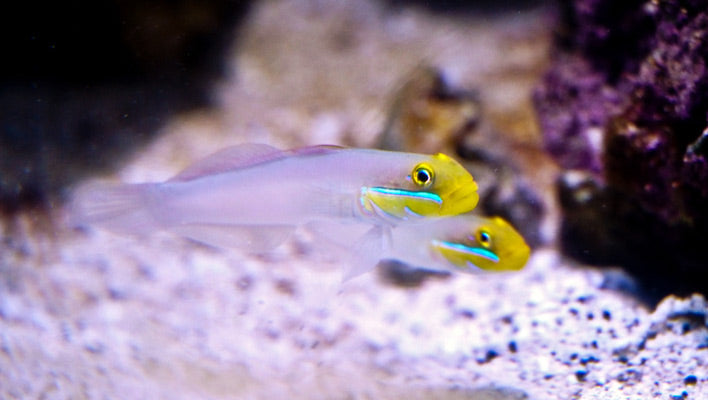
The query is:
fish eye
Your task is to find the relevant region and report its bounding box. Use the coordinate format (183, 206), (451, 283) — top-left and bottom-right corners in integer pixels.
(412, 164), (434, 187)
(477, 229), (492, 247)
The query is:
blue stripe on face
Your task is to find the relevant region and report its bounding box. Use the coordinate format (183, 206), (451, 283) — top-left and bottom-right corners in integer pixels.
(368, 187), (443, 204)
(436, 240), (500, 263)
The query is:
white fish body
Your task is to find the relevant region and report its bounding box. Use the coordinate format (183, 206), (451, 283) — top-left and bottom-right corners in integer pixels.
(71, 143), (478, 251)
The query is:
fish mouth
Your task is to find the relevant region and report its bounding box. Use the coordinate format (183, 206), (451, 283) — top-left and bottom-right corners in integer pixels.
(443, 183), (479, 214)
(507, 243), (531, 271)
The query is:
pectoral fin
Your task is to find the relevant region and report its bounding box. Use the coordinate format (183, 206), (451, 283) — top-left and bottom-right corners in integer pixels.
(342, 225), (392, 281)
(170, 223), (295, 252)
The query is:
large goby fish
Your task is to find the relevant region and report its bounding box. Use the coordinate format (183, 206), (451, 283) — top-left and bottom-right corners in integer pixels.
(71, 143), (478, 250)
(312, 215), (530, 278)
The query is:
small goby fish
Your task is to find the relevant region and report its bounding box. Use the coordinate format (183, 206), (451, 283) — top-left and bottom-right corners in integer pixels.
(416, 215), (530, 273)
(71, 143), (478, 250)
(314, 215), (529, 278)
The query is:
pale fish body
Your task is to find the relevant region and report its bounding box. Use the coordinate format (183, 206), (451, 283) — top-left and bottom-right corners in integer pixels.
(313, 215), (530, 278)
(72, 143), (478, 250)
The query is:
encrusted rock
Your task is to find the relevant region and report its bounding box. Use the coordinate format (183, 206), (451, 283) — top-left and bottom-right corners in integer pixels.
(534, 0), (708, 300)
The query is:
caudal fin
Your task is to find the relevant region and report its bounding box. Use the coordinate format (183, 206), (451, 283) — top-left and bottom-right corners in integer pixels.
(69, 182), (159, 235)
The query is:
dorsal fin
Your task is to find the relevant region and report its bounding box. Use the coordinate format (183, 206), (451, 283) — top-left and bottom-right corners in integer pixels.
(169, 143), (285, 182)
(290, 144), (345, 156)
(168, 143), (345, 182)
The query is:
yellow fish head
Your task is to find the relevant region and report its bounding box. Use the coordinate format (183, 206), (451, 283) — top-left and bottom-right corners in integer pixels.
(419, 153), (479, 216)
(361, 153), (478, 220)
(431, 216), (530, 272)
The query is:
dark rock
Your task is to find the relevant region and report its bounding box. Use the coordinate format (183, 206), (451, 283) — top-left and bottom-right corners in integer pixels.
(533, 56), (623, 172)
(534, 0), (708, 302)
(0, 0), (251, 214)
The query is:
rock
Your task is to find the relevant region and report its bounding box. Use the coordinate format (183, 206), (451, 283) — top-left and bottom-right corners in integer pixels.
(533, 0), (708, 300)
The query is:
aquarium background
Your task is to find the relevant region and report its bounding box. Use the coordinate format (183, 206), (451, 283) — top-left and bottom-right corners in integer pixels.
(1, 0), (707, 399)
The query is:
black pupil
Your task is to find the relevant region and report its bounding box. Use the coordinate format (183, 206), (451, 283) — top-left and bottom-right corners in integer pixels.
(480, 231), (490, 243)
(417, 169), (430, 183)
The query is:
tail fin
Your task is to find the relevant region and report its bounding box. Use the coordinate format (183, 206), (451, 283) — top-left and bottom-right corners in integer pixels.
(69, 182), (160, 235)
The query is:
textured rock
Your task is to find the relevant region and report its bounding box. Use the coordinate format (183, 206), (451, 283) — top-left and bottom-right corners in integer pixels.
(534, 0), (708, 300)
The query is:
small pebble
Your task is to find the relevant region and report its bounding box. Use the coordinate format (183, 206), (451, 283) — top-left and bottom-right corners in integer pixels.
(684, 375), (697, 385)
(575, 370), (588, 382)
(477, 349), (499, 364)
(681, 322), (692, 334)
(508, 341), (518, 353)
(580, 355), (599, 365)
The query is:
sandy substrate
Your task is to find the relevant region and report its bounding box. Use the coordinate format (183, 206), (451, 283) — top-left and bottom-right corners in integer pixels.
(1, 1), (706, 399)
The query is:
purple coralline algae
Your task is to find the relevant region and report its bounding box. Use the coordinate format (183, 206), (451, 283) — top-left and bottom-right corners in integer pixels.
(534, 0), (708, 301)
